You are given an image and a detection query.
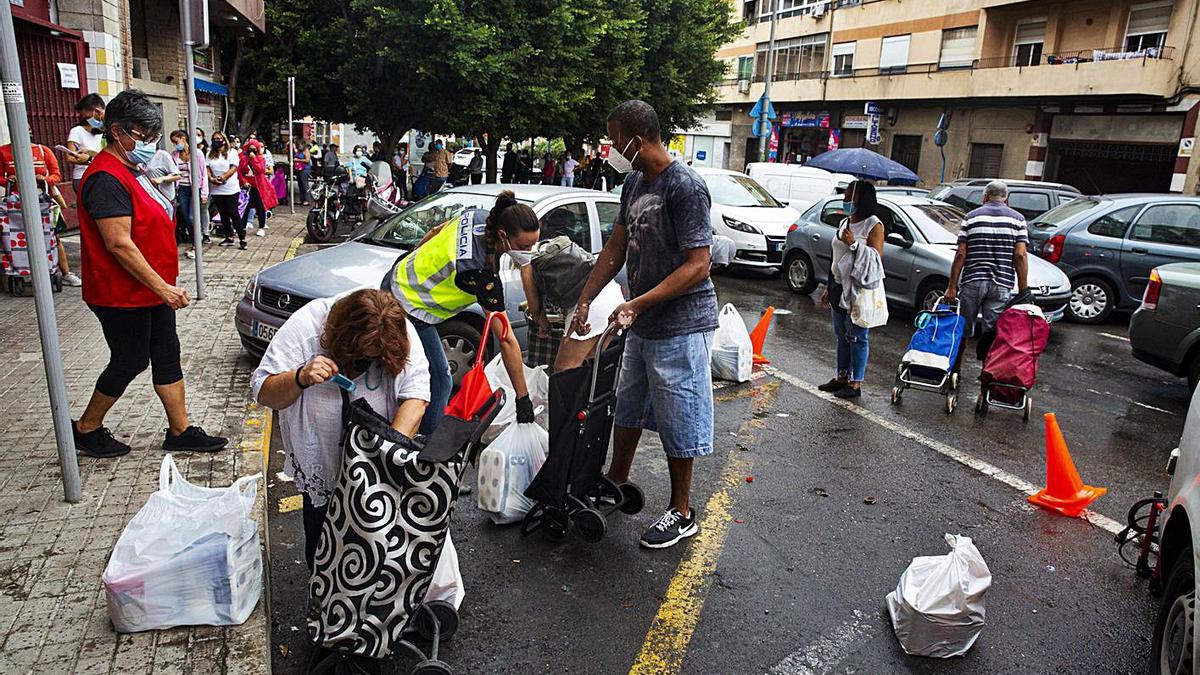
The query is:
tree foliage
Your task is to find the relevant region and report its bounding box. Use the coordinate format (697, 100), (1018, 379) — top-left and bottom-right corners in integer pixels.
(226, 0), (741, 170)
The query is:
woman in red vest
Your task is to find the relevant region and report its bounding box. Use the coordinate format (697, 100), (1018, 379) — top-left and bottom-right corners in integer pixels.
(73, 89), (227, 458)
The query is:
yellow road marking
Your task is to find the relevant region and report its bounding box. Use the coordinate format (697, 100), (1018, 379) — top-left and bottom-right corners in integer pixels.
(278, 494), (303, 513)
(285, 236), (304, 261)
(630, 380), (779, 674)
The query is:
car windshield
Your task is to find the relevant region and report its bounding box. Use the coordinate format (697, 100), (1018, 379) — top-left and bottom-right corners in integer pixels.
(703, 174), (783, 208)
(903, 203), (966, 244)
(1030, 197), (1105, 229)
(363, 191), (513, 248)
(928, 185), (953, 201)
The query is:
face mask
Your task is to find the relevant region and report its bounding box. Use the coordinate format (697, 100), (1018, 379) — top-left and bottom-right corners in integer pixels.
(129, 139), (157, 166)
(174, 142), (185, 152)
(353, 151), (361, 158)
(352, 358), (372, 374)
(607, 138), (638, 174)
(86, 117), (103, 130)
(506, 249), (533, 267)
(842, 200), (856, 215)
(213, 139), (225, 149)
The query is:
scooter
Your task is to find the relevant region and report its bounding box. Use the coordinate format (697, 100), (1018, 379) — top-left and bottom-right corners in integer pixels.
(307, 162), (409, 243)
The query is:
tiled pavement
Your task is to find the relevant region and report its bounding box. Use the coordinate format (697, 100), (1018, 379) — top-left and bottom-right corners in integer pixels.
(0, 211), (309, 674)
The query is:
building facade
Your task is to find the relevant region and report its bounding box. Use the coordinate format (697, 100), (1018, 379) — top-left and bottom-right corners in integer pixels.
(714, 0), (1200, 195)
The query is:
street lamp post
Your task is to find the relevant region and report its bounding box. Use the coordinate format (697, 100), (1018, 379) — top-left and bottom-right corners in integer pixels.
(0, 0), (82, 502)
(180, 0), (207, 299)
(757, 3), (778, 163)
(287, 77), (294, 214)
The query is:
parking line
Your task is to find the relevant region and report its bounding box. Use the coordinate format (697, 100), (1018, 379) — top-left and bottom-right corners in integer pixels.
(762, 365), (1124, 535)
(766, 609), (875, 675)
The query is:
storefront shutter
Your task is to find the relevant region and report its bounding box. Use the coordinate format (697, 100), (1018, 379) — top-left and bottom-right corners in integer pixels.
(1014, 21), (1046, 45)
(939, 27), (977, 68)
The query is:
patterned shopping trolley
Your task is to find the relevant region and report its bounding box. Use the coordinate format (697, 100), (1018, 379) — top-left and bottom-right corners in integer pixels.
(2, 192), (60, 296)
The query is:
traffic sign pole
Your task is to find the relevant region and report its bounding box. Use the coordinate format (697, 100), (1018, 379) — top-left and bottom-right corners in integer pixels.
(757, 6), (778, 163)
(180, 0), (207, 299)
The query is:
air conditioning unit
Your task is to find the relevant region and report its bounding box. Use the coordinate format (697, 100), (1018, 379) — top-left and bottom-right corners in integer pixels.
(133, 58), (151, 80)
(738, 79), (751, 93)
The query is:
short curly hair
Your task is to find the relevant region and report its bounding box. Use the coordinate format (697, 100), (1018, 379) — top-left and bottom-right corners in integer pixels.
(320, 289), (411, 376)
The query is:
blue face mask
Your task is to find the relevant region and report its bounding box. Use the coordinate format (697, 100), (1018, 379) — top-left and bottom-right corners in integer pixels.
(86, 117), (103, 130)
(174, 142), (185, 152)
(842, 200), (856, 215)
(129, 139), (158, 166)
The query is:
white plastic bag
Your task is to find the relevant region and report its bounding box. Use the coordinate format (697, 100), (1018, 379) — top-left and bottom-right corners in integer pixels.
(852, 283), (889, 328)
(483, 353), (549, 439)
(885, 533), (992, 658)
(103, 455), (263, 633)
(476, 422), (548, 524)
(711, 303), (753, 382)
(423, 531), (465, 609)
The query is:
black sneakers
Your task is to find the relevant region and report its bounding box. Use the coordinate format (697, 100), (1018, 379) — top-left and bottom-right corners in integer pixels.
(834, 385), (862, 399)
(640, 508), (700, 549)
(73, 422), (132, 458)
(162, 426), (228, 453)
(817, 378), (846, 392)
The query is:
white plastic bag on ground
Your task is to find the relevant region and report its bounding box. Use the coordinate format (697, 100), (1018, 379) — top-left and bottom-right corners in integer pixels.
(423, 531), (465, 609)
(885, 533), (992, 658)
(483, 353), (549, 440)
(476, 422), (548, 524)
(711, 303), (753, 382)
(103, 455), (263, 633)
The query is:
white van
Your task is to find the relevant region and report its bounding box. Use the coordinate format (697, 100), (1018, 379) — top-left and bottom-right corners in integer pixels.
(745, 163), (856, 212)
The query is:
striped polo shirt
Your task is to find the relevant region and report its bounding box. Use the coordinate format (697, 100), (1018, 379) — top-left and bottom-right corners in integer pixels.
(958, 200), (1029, 288)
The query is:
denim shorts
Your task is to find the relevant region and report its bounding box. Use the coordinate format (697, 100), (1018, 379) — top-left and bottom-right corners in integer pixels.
(959, 278), (1012, 337)
(613, 330), (714, 459)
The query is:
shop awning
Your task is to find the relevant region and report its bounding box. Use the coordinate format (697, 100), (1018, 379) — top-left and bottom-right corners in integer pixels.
(210, 0), (265, 33)
(194, 78), (229, 96)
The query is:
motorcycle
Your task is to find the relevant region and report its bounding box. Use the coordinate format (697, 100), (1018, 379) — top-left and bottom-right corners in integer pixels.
(306, 161), (408, 243)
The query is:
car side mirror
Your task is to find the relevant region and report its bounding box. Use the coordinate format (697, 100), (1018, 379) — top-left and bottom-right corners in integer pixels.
(886, 232), (913, 249)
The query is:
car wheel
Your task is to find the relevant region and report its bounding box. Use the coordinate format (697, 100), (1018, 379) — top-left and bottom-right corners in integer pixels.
(1153, 546), (1195, 675)
(1066, 277), (1115, 324)
(917, 280), (948, 312)
(784, 250), (817, 294)
(436, 319), (482, 391)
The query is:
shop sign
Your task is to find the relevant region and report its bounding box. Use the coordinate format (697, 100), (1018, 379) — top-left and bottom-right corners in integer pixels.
(828, 129), (841, 151)
(768, 124), (780, 161)
(56, 63), (79, 89)
(780, 111), (830, 128)
(865, 101), (883, 116)
(866, 114), (882, 145)
(842, 114), (869, 130)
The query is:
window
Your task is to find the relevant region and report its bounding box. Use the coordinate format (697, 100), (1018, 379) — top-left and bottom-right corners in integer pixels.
(1087, 205), (1142, 239)
(737, 56), (753, 81)
(939, 26), (977, 70)
(1012, 20), (1045, 67)
(1131, 204), (1200, 247)
(1007, 192), (1052, 219)
(760, 0), (831, 18)
(756, 34), (829, 80)
(366, 192), (509, 248)
(832, 42), (855, 76)
(964, 189), (985, 209)
(1056, 194), (1076, 206)
(1125, 1), (1172, 52)
(880, 35), (910, 74)
(968, 143), (1003, 178)
(596, 201), (620, 246)
(743, 0), (756, 20)
(540, 202), (592, 249)
(890, 135), (922, 173)
(821, 201), (847, 227)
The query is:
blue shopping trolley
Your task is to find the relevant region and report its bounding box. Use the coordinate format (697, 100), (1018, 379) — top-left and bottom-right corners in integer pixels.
(891, 298), (966, 414)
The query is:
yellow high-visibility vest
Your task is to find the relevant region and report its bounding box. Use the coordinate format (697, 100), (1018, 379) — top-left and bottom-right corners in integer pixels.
(390, 214), (480, 323)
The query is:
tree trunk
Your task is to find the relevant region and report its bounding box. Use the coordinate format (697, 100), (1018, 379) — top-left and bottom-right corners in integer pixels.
(484, 136), (502, 184)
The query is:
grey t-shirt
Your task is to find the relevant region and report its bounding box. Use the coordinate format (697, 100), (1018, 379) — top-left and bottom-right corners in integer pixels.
(617, 161), (718, 339)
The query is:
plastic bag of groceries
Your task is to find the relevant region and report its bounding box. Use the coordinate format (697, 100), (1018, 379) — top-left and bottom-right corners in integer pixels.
(477, 422), (548, 525)
(423, 532), (465, 609)
(483, 353), (550, 440)
(885, 534), (992, 658)
(102, 455), (263, 633)
(711, 303), (753, 382)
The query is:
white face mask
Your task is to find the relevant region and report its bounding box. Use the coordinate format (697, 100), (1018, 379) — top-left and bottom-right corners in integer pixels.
(506, 249), (533, 267)
(606, 137), (638, 174)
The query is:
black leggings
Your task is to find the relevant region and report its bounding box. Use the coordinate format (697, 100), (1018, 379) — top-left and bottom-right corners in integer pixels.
(211, 193), (245, 241)
(90, 303), (183, 398)
(245, 186), (268, 229)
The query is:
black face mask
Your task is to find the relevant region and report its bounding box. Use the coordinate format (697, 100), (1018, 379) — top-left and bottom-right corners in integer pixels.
(352, 358), (372, 374)
(212, 139), (225, 149)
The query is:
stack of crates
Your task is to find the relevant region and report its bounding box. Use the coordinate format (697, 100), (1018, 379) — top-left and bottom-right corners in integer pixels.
(2, 192), (59, 295)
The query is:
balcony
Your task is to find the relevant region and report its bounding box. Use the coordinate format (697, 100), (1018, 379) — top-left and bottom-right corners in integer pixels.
(718, 45), (1179, 105)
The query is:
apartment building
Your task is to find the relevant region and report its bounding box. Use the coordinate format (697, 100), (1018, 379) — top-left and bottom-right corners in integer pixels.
(711, 0), (1200, 195)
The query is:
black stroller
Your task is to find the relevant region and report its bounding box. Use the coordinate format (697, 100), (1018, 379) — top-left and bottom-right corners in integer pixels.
(521, 325), (645, 542)
(307, 390), (504, 675)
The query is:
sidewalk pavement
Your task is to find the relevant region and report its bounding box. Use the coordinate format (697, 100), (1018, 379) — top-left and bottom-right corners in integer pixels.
(0, 210), (309, 674)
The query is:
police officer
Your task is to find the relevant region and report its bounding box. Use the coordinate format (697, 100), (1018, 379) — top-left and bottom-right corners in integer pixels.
(386, 190), (540, 434)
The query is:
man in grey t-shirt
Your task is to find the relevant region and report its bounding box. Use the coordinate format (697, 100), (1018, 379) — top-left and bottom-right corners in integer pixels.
(570, 100), (718, 550)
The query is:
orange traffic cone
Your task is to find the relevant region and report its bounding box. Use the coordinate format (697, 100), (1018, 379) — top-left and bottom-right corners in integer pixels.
(1028, 413), (1106, 517)
(749, 306), (775, 365)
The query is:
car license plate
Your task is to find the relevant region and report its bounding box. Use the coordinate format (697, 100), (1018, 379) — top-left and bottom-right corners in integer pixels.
(252, 320), (278, 342)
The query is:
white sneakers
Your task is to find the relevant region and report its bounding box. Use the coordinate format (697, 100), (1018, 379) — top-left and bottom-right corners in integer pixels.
(256, 228), (266, 237)
(61, 272), (82, 287)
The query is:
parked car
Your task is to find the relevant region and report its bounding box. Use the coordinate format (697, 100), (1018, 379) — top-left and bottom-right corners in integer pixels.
(235, 184), (621, 385)
(876, 186), (930, 198)
(1130, 263), (1200, 389)
(693, 167), (801, 270)
(928, 179), (1081, 220)
(745, 163), (855, 211)
(783, 194), (1071, 319)
(1027, 195), (1200, 323)
(1152, 388), (1200, 673)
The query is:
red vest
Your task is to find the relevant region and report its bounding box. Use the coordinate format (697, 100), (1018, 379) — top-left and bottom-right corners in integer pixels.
(78, 151), (178, 307)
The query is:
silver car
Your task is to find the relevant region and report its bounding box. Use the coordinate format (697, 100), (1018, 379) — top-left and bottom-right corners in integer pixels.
(235, 184), (622, 383)
(781, 195), (1072, 320)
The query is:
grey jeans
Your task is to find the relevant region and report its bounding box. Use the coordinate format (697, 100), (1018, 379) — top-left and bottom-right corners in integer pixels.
(958, 278), (1011, 338)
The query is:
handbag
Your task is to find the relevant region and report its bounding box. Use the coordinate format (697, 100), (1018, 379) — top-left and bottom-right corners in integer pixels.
(851, 283), (889, 328)
(444, 311), (509, 418)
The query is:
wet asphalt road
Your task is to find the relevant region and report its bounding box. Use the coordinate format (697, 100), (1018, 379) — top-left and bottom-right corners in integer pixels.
(264, 269), (1189, 674)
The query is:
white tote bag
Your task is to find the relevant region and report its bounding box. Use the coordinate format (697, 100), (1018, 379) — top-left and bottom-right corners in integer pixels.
(711, 303), (754, 382)
(851, 283), (889, 329)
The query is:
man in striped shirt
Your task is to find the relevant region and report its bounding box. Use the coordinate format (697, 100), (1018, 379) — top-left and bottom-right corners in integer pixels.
(945, 180), (1029, 362)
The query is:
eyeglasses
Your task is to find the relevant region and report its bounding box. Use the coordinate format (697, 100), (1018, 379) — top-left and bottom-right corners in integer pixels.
(126, 127), (162, 145)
